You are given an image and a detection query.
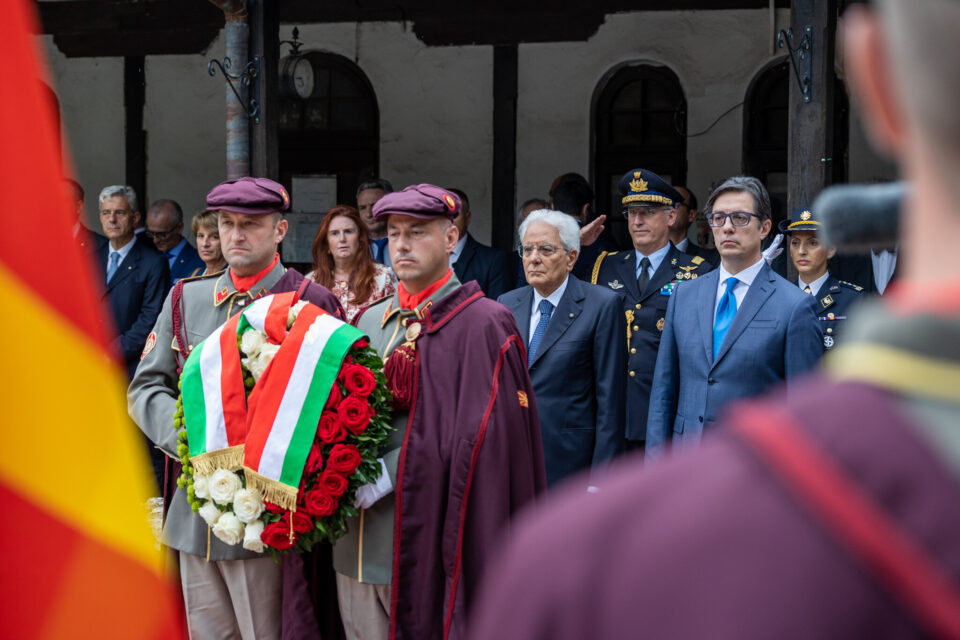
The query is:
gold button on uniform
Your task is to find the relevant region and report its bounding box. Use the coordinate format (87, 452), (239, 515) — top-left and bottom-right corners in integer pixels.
(632, 325), (639, 332)
(827, 328), (833, 334)
(630, 348), (637, 354)
(629, 371), (636, 377)
(635, 303), (642, 309)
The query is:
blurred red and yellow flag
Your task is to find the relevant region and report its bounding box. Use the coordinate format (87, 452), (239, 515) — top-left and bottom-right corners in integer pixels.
(0, 1), (183, 637)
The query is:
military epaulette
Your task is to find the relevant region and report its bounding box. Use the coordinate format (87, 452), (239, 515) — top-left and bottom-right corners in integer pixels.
(590, 251), (617, 284)
(839, 280), (864, 292)
(180, 269), (223, 285)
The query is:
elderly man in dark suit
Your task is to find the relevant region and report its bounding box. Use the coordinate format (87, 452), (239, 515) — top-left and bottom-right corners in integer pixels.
(96, 185), (170, 379)
(499, 209), (625, 486)
(447, 187), (512, 299)
(647, 176), (822, 454)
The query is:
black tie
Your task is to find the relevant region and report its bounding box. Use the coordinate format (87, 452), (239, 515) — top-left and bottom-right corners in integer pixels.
(637, 257), (651, 296)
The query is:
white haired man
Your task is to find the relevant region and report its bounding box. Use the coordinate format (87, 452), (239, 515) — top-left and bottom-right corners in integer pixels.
(499, 209), (625, 486)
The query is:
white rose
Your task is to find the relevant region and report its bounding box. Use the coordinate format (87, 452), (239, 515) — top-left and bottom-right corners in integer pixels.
(198, 502), (222, 527)
(233, 488), (265, 524)
(242, 355), (266, 382)
(288, 300), (308, 327)
(243, 520), (265, 553)
(240, 329), (265, 358)
(212, 511), (244, 546)
(194, 474), (210, 500)
(256, 342), (281, 378)
(209, 469), (243, 505)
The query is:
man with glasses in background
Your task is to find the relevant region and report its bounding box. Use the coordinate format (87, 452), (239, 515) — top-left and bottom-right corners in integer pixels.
(145, 199), (204, 284)
(591, 169), (712, 452)
(646, 176), (822, 454)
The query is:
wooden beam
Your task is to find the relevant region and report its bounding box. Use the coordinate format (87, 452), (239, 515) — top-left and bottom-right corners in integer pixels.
(491, 44), (519, 252)
(248, 0), (279, 181)
(414, 12), (604, 46)
(53, 26), (221, 57)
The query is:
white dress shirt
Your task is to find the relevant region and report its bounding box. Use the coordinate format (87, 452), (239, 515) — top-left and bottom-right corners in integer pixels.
(107, 236), (136, 271)
(449, 234), (469, 267)
(528, 275), (569, 344)
(714, 256), (766, 318)
(871, 249), (898, 294)
(798, 271), (830, 297)
(674, 237), (690, 253)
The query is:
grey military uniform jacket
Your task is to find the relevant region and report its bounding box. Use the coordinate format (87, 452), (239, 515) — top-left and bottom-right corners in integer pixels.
(128, 261), (300, 560)
(332, 273), (464, 584)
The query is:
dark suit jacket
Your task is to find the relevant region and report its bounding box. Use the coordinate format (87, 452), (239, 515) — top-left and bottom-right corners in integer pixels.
(831, 252), (900, 295)
(499, 277), (626, 486)
(169, 241), (206, 283)
(591, 244), (714, 441)
(682, 241), (719, 267)
(453, 233), (511, 300)
(96, 235), (170, 378)
(647, 262), (822, 453)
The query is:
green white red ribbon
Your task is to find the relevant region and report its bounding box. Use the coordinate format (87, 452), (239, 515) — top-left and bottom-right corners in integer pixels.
(180, 292), (364, 509)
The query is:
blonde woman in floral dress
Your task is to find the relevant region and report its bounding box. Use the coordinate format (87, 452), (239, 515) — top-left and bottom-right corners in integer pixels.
(307, 205), (397, 323)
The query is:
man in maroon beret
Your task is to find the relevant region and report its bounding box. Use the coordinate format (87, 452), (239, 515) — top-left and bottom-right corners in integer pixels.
(129, 176), (344, 639)
(469, 2), (960, 639)
(332, 184), (545, 639)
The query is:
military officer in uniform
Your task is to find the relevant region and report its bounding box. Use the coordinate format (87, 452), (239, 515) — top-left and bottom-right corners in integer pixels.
(780, 207), (863, 351)
(128, 177), (343, 639)
(591, 168), (713, 451)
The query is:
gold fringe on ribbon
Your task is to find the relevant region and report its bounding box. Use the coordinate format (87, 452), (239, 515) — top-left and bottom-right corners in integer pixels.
(191, 445), (245, 476)
(244, 467), (299, 512)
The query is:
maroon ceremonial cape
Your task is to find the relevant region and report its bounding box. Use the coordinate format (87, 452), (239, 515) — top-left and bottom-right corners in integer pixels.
(470, 377), (960, 639)
(389, 281), (547, 640)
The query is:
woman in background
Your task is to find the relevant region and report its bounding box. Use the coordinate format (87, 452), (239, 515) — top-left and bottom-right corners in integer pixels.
(190, 209), (226, 276)
(307, 205), (396, 323)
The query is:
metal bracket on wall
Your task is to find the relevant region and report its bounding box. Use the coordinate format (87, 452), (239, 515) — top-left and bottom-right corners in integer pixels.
(208, 55), (261, 124)
(778, 26), (813, 103)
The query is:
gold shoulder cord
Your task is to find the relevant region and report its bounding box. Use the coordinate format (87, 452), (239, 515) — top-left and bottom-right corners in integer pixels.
(625, 310), (635, 346)
(591, 251), (609, 284)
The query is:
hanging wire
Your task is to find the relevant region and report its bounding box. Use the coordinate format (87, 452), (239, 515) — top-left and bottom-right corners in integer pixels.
(675, 100), (745, 138)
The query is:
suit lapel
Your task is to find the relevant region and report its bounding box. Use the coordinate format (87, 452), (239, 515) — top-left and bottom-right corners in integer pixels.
(615, 252), (641, 300)
(529, 277), (584, 367)
(698, 269), (719, 364)
(454, 235), (477, 281)
(817, 275), (838, 313)
(713, 263), (776, 367)
(105, 242), (139, 294)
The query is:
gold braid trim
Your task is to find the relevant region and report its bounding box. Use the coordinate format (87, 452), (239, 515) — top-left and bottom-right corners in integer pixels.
(191, 445), (244, 476)
(622, 194), (674, 206)
(625, 310), (635, 346)
(591, 251), (610, 284)
(245, 467), (299, 511)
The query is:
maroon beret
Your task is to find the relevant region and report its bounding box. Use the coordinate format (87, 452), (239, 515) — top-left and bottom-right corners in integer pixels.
(206, 176), (291, 215)
(371, 183), (460, 222)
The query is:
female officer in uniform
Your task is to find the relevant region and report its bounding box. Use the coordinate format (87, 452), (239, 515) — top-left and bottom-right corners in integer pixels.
(781, 207), (863, 350)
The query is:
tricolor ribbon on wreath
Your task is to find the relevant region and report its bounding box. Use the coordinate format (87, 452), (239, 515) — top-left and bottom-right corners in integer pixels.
(180, 292), (364, 511)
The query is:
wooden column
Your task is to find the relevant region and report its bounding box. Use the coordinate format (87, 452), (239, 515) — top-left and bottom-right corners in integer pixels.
(491, 44), (518, 252)
(786, 0), (837, 213)
(124, 55), (147, 210)
(248, 0), (279, 180)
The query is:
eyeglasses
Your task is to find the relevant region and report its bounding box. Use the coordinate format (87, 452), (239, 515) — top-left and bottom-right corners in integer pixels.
(706, 211), (761, 227)
(99, 209), (131, 217)
(622, 205), (671, 220)
(519, 243), (564, 258)
(145, 227), (179, 241)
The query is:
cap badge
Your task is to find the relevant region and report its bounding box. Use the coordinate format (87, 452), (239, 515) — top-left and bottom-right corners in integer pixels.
(280, 187), (290, 206)
(800, 210), (812, 221)
(629, 175), (649, 193)
(443, 194), (457, 211)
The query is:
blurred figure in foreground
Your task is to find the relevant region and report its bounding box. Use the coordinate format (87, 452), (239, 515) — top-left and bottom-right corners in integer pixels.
(470, 2), (960, 638)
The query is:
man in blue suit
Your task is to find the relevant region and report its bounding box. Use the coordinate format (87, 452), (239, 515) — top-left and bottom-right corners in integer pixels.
(448, 187), (512, 299)
(145, 199), (204, 283)
(499, 209), (625, 486)
(96, 185), (170, 379)
(647, 176), (822, 454)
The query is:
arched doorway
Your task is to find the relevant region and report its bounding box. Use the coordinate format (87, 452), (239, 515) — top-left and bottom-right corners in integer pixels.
(592, 62), (687, 248)
(743, 57), (849, 223)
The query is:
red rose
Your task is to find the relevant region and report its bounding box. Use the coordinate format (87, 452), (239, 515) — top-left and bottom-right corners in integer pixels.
(319, 470), (349, 497)
(304, 488), (339, 517)
(353, 338), (370, 350)
(291, 510), (313, 533)
(261, 520), (296, 550)
(305, 444), (324, 475)
(317, 411), (347, 444)
(341, 363), (377, 397)
(337, 394), (374, 435)
(327, 444), (363, 476)
(264, 500), (286, 514)
(324, 385), (342, 411)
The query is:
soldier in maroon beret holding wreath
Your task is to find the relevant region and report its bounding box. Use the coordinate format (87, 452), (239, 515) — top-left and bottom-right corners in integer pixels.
(333, 184), (546, 640)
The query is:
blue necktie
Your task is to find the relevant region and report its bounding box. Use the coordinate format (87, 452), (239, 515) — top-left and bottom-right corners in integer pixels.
(373, 238), (389, 264)
(528, 300), (554, 363)
(165, 249), (176, 268)
(106, 251), (120, 283)
(713, 276), (739, 359)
